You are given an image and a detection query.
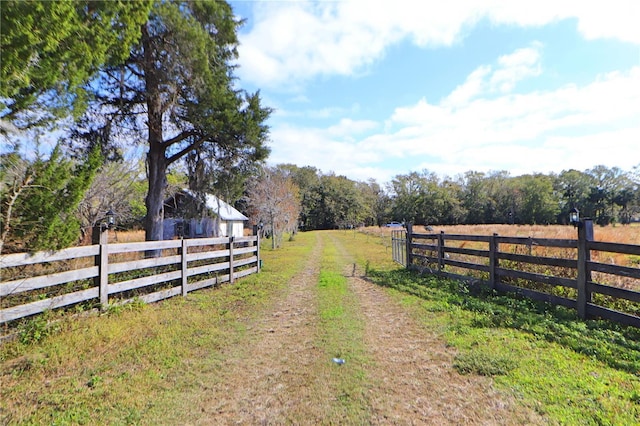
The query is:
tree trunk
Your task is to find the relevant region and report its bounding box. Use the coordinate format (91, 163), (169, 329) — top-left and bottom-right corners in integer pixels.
(145, 145), (167, 242)
(142, 24), (167, 257)
(142, 22), (167, 250)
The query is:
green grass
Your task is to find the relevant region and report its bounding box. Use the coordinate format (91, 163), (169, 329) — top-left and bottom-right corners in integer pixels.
(3, 229), (640, 424)
(452, 348), (517, 376)
(367, 267), (640, 424)
(314, 239), (372, 421)
(0, 231), (316, 425)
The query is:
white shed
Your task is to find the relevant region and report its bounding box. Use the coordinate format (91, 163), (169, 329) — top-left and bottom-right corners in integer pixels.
(205, 194), (248, 238)
(163, 190), (248, 239)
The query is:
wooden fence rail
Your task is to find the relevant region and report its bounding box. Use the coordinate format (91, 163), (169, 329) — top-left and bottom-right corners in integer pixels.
(0, 229), (261, 325)
(394, 221), (640, 328)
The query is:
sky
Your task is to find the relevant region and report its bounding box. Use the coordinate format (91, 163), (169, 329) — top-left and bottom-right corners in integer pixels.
(230, 0), (640, 184)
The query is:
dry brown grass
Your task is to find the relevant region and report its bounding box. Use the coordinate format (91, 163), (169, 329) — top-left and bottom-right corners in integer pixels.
(419, 223), (640, 245)
(365, 223), (640, 244)
(431, 225), (640, 287)
(112, 229), (146, 243)
(362, 224), (640, 293)
(365, 224), (640, 263)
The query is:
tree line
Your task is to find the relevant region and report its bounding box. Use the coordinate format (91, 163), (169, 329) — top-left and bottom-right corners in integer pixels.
(266, 164), (640, 230)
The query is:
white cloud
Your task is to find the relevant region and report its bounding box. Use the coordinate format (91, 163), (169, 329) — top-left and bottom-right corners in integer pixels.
(383, 64), (640, 176)
(487, 0), (640, 44)
(237, 0), (640, 89)
(266, 59), (640, 182)
(328, 118), (379, 138)
(443, 42), (543, 106)
(385, 65), (640, 150)
(269, 126), (382, 180)
(444, 66), (492, 106)
(273, 104), (361, 120)
(289, 95), (310, 104)
(490, 43), (543, 93)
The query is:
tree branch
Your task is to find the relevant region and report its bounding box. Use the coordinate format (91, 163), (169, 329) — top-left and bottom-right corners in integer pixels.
(166, 134), (208, 165)
(1, 172), (34, 254)
(164, 130), (198, 149)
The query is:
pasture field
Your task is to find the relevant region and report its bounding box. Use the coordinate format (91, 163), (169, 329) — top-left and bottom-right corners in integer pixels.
(368, 223), (640, 263)
(1, 229), (639, 424)
(368, 223), (640, 295)
(420, 223), (640, 243)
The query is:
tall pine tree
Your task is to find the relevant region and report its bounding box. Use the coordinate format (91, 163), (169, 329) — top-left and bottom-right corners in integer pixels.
(74, 1), (271, 245)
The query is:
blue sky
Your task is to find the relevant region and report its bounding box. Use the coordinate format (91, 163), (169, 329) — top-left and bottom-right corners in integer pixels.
(231, 0), (640, 183)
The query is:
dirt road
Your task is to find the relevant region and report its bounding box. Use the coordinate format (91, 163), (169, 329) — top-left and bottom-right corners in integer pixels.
(192, 232), (543, 424)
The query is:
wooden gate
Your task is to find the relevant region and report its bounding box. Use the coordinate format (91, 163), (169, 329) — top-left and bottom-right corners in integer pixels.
(391, 229), (407, 266)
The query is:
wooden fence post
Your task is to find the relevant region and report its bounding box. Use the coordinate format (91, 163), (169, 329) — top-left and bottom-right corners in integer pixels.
(229, 236), (235, 284)
(92, 225), (109, 311)
(576, 219), (594, 319)
(255, 227), (261, 272)
(438, 231), (445, 274)
(489, 233), (499, 290)
(405, 223), (413, 269)
(181, 238), (188, 297)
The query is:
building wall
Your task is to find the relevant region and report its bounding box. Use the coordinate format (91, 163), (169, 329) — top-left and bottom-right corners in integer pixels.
(163, 218), (215, 240)
(217, 220), (245, 238)
(164, 217), (245, 239)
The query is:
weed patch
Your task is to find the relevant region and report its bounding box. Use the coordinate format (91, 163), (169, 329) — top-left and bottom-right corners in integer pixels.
(17, 312), (57, 345)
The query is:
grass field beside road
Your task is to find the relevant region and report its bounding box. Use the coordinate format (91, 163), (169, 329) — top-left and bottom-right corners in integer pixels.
(1, 228), (639, 424)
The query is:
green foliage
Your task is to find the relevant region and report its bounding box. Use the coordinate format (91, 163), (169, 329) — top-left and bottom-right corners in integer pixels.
(276, 164), (391, 230)
(18, 312), (58, 345)
(515, 173), (560, 224)
(275, 163), (637, 229)
(556, 169), (595, 222)
(382, 165), (638, 226)
(280, 165), (323, 228)
(390, 171), (466, 225)
(86, 373), (103, 389)
(105, 298), (146, 316)
(1, 144), (102, 252)
(0, 0), (152, 123)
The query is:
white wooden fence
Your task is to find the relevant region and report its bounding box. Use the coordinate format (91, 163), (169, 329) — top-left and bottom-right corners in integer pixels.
(0, 234), (260, 325)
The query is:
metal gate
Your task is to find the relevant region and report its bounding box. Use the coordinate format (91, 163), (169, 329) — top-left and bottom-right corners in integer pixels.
(391, 229), (407, 266)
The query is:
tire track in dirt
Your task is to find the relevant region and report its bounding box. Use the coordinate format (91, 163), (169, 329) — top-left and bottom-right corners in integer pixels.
(192, 231), (543, 424)
(327, 233), (545, 425)
(197, 233), (331, 424)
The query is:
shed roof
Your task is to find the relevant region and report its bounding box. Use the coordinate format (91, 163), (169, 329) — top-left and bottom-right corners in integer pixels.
(167, 189), (248, 222)
(204, 194), (248, 221)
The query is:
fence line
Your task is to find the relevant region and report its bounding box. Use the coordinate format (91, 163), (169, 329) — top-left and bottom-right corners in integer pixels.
(395, 221), (640, 328)
(0, 230), (261, 325)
